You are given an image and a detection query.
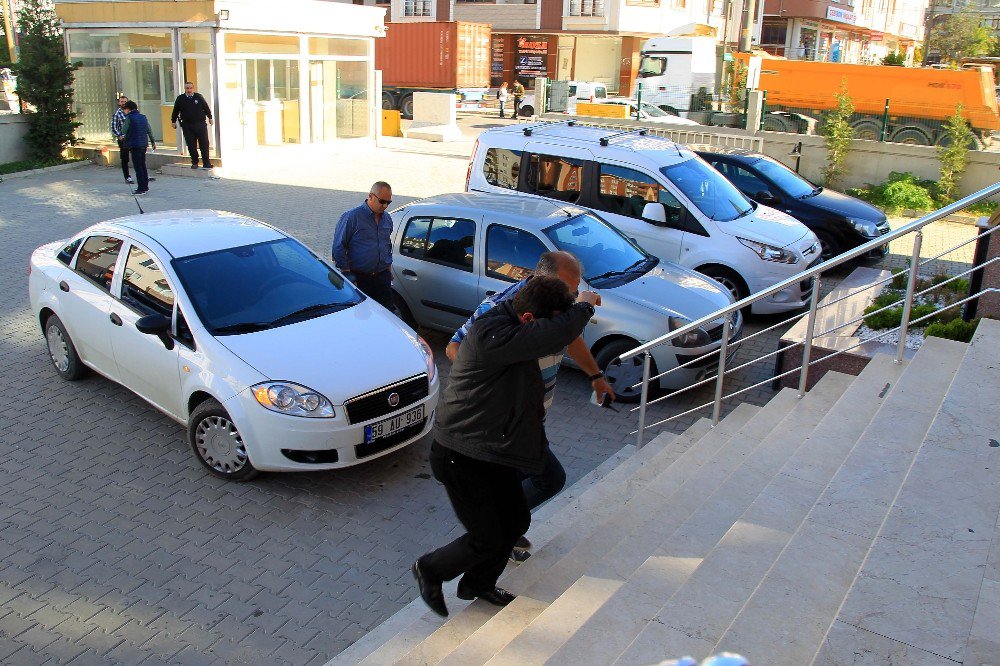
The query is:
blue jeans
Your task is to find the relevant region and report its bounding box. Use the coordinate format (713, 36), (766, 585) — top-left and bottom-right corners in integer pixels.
(129, 147), (148, 191)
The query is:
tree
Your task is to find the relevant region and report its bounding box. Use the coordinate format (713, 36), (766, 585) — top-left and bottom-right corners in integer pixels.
(937, 104), (975, 201)
(881, 51), (906, 66)
(928, 13), (992, 64)
(11, 0), (79, 162)
(820, 80), (854, 188)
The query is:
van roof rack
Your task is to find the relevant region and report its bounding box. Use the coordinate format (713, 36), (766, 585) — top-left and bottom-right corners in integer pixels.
(599, 127), (648, 147)
(521, 119), (576, 137)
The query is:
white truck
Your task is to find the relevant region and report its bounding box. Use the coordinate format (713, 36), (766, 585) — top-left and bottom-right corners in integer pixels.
(632, 36), (717, 114)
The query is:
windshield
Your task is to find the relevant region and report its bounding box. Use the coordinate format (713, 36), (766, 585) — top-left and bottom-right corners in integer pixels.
(543, 213), (656, 287)
(660, 158), (753, 222)
(753, 157), (816, 199)
(640, 103), (669, 117)
(637, 55), (666, 77)
(172, 238), (362, 335)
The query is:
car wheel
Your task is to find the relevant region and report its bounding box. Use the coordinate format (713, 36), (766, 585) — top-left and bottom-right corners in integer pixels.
(816, 231), (841, 262)
(519, 105), (534, 117)
(400, 95), (414, 119)
(595, 339), (657, 404)
(891, 127), (931, 146)
(697, 266), (748, 303)
(44, 314), (87, 380)
(188, 399), (258, 481)
(393, 292), (417, 330)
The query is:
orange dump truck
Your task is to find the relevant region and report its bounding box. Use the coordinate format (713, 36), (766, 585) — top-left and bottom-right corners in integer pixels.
(735, 55), (1000, 146)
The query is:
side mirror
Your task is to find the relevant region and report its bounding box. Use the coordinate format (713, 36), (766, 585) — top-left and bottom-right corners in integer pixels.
(136, 313), (175, 350)
(755, 190), (778, 204)
(641, 202), (667, 226)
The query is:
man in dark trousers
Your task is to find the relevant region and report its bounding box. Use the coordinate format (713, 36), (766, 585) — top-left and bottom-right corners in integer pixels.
(511, 79), (526, 118)
(332, 181), (395, 310)
(110, 95), (132, 184)
(413, 277), (600, 617)
(171, 81), (213, 169)
(121, 101), (156, 195)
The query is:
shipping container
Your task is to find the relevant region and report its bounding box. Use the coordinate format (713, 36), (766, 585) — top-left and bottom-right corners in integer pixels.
(377, 21), (491, 118)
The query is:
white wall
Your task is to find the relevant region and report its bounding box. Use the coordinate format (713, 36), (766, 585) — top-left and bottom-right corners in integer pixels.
(218, 0), (386, 37)
(0, 115), (29, 164)
(453, 3), (538, 30)
(573, 36), (621, 92)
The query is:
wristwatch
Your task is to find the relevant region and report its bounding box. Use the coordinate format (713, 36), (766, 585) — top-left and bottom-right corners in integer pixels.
(588, 372), (604, 381)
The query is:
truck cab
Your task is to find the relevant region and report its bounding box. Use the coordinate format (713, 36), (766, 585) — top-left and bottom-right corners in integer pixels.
(633, 36), (718, 115)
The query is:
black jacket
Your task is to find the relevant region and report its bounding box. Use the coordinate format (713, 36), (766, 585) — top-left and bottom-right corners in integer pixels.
(171, 93), (212, 125)
(434, 300), (593, 473)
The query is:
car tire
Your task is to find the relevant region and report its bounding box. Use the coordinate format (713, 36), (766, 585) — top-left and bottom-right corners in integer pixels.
(816, 231), (840, 262)
(519, 105), (534, 117)
(393, 292), (418, 330)
(594, 338), (658, 404)
(400, 95), (414, 120)
(188, 399), (259, 481)
(891, 127), (931, 146)
(697, 265), (749, 304)
(44, 314), (87, 380)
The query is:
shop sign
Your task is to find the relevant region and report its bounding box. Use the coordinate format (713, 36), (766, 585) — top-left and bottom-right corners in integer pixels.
(869, 31), (883, 41)
(826, 6), (857, 24)
(515, 36), (549, 77)
(491, 35), (505, 74)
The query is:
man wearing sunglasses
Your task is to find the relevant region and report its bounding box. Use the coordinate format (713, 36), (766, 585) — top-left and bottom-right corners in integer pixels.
(332, 181), (395, 310)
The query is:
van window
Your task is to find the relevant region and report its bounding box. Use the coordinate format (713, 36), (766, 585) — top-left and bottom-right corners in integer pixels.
(596, 164), (682, 224)
(401, 217), (476, 272)
(594, 85), (607, 99)
(483, 147), (522, 190)
(486, 225), (548, 283)
(660, 158), (753, 222)
(525, 154), (583, 203)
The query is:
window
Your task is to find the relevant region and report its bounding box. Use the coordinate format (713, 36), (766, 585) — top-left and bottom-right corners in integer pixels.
(75, 236), (123, 291)
(660, 158), (753, 222)
(569, 0), (606, 16)
(400, 218), (476, 271)
(710, 161), (768, 197)
(483, 147), (523, 189)
(121, 245), (174, 317)
(404, 0), (432, 16)
(626, 0), (660, 5)
(486, 225), (549, 282)
(525, 154), (584, 203)
(597, 164), (682, 224)
(637, 55), (667, 77)
(57, 239), (82, 266)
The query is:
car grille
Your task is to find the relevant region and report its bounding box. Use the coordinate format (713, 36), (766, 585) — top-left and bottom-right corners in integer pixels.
(344, 375), (428, 424)
(355, 419), (427, 458)
(799, 257), (824, 298)
(707, 311), (742, 342)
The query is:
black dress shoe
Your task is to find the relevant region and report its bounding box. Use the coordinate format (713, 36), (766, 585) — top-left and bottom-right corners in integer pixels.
(412, 560), (448, 617)
(509, 548), (531, 564)
(515, 535), (531, 549)
(457, 585), (517, 607)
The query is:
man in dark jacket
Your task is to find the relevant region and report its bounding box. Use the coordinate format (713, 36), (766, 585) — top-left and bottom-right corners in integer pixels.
(171, 81), (213, 169)
(413, 277), (599, 617)
(121, 101), (156, 195)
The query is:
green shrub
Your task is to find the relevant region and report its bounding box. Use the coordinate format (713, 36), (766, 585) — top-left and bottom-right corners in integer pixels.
(872, 291), (903, 308)
(863, 303), (940, 330)
(925, 318), (979, 342)
(966, 200), (998, 215)
(937, 105), (974, 202)
(881, 51), (907, 66)
(890, 268), (909, 290)
(850, 172), (935, 214)
(819, 80), (855, 188)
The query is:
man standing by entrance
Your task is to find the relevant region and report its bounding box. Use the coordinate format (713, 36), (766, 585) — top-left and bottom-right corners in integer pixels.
(171, 82), (213, 169)
(122, 101), (156, 195)
(332, 181), (395, 311)
(110, 95), (133, 184)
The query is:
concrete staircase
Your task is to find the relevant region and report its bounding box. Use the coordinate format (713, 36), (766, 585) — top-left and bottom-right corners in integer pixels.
(328, 319), (1000, 666)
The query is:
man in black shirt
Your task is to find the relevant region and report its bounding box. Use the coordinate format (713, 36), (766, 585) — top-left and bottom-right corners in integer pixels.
(171, 81), (214, 169)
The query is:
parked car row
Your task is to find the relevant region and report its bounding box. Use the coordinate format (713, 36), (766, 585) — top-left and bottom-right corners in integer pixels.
(28, 124), (889, 481)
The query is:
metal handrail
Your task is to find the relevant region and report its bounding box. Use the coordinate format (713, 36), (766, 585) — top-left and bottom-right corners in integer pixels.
(624, 182), (1000, 447)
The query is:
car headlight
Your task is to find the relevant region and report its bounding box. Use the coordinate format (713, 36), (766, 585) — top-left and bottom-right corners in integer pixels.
(669, 316), (713, 348)
(252, 382), (335, 418)
(417, 336), (437, 383)
(737, 237), (798, 264)
(847, 217), (879, 238)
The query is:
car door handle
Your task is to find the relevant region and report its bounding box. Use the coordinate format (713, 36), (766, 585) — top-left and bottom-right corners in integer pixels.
(401, 269), (417, 277)
(109, 313), (123, 326)
(59, 281), (69, 292)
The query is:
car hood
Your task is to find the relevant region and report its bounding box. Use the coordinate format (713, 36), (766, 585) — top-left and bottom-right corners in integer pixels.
(609, 262), (733, 321)
(717, 204), (812, 248)
(804, 188), (887, 222)
(215, 302), (429, 405)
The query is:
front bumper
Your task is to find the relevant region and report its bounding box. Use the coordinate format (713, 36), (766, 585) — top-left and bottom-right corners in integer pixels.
(651, 314), (744, 390)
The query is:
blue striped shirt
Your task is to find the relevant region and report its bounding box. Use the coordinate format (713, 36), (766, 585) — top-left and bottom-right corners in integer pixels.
(451, 278), (565, 411)
(111, 108), (126, 139)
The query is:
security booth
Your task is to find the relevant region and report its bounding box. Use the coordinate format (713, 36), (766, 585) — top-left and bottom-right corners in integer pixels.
(56, 0), (383, 162)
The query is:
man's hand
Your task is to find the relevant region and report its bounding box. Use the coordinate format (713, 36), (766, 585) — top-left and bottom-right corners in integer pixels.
(171, 122), (177, 129)
(576, 290), (601, 307)
(208, 118), (213, 126)
(567, 336), (616, 406)
(593, 376), (615, 405)
(445, 341), (461, 363)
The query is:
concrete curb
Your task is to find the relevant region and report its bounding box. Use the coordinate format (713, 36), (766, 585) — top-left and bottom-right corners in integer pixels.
(0, 159), (90, 181)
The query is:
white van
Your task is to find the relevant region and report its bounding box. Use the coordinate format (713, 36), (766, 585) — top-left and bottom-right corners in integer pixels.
(467, 123), (821, 314)
(519, 80), (608, 117)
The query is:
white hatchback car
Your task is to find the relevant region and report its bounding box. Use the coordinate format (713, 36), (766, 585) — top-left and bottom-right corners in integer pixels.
(29, 210), (439, 480)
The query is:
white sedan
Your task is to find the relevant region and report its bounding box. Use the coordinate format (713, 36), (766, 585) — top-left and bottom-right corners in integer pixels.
(600, 99), (703, 126)
(29, 210), (439, 480)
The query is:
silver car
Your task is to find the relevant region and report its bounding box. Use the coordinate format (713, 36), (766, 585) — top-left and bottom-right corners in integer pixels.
(389, 192), (741, 401)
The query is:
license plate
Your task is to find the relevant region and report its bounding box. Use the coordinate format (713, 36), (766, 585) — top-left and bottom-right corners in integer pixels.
(364, 405), (425, 443)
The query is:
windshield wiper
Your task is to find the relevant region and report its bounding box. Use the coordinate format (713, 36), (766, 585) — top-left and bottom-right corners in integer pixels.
(213, 322), (273, 335)
(587, 257), (650, 282)
(268, 302), (345, 328)
(800, 186), (822, 199)
(736, 207), (754, 218)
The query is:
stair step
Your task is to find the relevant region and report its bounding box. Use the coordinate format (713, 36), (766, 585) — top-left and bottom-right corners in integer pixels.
(815, 320), (1000, 664)
(554, 370), (856, 665)
(484, 576), (623, 665)
(437, 598), (547, 666)
(598, 357), (901, 664)
(396, 410), (748, 664)
(712, 336), (968, 664)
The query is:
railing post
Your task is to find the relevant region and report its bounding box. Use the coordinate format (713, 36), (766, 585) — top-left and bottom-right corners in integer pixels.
(636, 352), (651, 449)
(711, 316), (732, 425)
(897, 230), (924, 363)
(880, 98), (890, 142)
(636, 81), (643, 121)
(798, 274), (822, 397)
